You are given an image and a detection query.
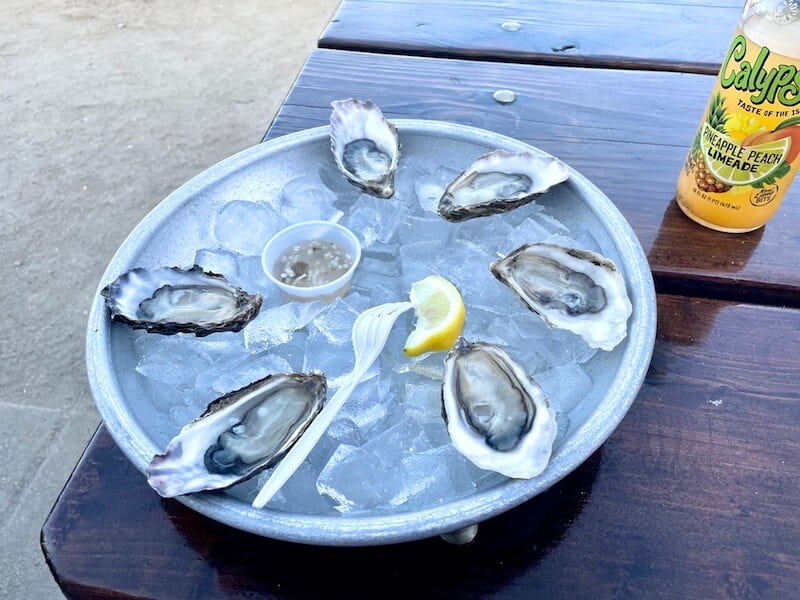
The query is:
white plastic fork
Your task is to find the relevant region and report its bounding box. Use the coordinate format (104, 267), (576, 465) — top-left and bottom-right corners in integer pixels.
(252, 300), (414, 509)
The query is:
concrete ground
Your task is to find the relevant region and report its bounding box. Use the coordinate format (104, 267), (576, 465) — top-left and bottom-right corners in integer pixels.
(0, 1), (339, 596)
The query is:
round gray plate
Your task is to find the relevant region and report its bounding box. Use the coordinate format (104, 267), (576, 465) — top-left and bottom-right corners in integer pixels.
(86, 120), (657, 546)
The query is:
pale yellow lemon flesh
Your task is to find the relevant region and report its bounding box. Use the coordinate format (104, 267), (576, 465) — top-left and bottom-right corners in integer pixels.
(403, 275), (466, 356)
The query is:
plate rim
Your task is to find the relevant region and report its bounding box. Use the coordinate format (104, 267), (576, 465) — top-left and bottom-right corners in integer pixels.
(86, 119), (657, 545)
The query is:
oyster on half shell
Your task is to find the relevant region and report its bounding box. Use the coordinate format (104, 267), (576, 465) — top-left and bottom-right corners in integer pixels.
(490, 243), (632, 351)
(441, 338), (557, 479)
(330, 98), (399, 198)
(101, 266), (262, 336)
(147, 372), (327, 497)
(438, 150), (569, 222)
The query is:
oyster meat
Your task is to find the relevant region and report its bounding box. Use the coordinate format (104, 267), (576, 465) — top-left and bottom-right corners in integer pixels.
(490, 243), (632, 351)
(147, 372), (327, 497)
(441, 338), (557, 479)
(438, 150), (569, 222)
(101, 266), (262, 336)
(330, 98), (399, 198)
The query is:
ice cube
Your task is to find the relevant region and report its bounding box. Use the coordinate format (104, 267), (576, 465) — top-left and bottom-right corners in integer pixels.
(206, 352), (294, 394)
(238, 460), (333, 515)
(455, 217), (514, 253)
(243, 300), (327, 352)
(469, 465), (508, 493)
(401, 381), (443, 424)
(194, 248), (239, 278)
(486, 315), (552, 372)
(135, 333), (215, 390)
(534, 363), (593, 414)
(194, 352), (249, 391)
(269, 329), (309, 373)
(358, 256), (401, 279)
(461, 308), (507, 346)
(344, 196), (405, 247)
(487, 314), (528, 347)
(425, 238), (507, 314)
(413, 166), (459, 213)
(318, 161), (362, 202)
(213, 200), (285, 255)
(279, 175), (343, 223)
(336, 371), (391, 431)
(393, 444), (477, 509)
(519, 318), (598, 366)
(310, 296), (360, 345)
(166, 386), (219, 430)
(392, 160), (421, 200)
(571, 229), (604, 254)
(302, 298), (362, 388)
(351, 268), (403, 304)
(392, 351), (446, 380)
(399, 241), (441, 290)
(316, 419), (434, 512)
(315, 444), (364, 513)
(340, 290), (371, 312)
(500, 216), (558, 253)
(398, 214), (451, 247)
(421, 420), (452, 449)
(167, 402), (201, 429)
(414, 175), (445, 213)
(428, 238), (494, 290)
(327, 417), (365, 446)
(231, 255), (281, 305)
(302, 328), (357, 389)
(530, 205), (571, 236)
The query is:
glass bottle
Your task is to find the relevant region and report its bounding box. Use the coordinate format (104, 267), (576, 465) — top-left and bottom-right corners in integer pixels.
(676, 0), (800, 232)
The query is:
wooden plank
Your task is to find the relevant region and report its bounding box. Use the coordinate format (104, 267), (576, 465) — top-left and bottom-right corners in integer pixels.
(41, 296), (800, 599)
(320, 0), (742, 74)
(262, 50), (800, 306)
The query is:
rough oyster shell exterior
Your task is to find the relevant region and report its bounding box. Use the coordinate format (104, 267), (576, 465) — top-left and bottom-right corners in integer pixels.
(490, 243), (632, 351)
(147, 372), (327, 497)
(329, 98), (399, 198)
(441, 338), (557, 479)
(438, 150), (569, 222)
(101, 265), (262, 336)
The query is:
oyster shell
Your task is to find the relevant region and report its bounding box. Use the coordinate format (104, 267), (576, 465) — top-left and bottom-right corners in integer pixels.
(147, 372), (326, 497)
(101, 266), (262, 336)
(490, 243), (632, 351)
(441, 338), (557, 479)
(438, 150), (569, 222)
(330, 98), (399, 198)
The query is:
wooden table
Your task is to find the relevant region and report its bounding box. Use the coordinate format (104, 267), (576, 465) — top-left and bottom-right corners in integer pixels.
(43, 2), (800, 598)
(320, 0), (742, 74)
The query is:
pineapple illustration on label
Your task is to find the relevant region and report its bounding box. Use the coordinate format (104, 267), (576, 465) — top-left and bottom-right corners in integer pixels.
(687, 93), (733, 194)
(677, 20), (800, 233)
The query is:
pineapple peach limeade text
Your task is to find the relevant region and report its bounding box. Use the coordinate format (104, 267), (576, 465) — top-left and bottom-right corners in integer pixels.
(676, 4), (800, 233)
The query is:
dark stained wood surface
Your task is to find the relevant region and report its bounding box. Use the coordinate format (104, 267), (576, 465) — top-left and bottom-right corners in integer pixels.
(320, 0), (742, 74)
(263, 50), (800, 306)
(42, 295), (800, 599)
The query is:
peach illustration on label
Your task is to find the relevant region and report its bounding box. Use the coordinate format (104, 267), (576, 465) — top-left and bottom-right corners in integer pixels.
(743, 123), (800, 164)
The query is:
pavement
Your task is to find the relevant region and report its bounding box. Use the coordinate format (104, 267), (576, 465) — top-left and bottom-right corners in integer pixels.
(0, 1), (340, 597)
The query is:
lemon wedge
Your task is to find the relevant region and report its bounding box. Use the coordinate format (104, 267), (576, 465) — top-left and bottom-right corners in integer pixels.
(404, 275), (466, 356)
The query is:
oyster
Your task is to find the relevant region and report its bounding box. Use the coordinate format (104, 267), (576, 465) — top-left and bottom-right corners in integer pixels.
(438, 150), (569, 222)
(330, 98), (399, 198)
(490, 243), (632, 351)
(441, 338), (557, 479)
(101, 266), (262, 336)
(147, 372), (327, 497)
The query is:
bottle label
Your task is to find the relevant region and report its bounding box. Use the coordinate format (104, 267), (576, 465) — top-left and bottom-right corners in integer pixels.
(676, 29), (800, 231)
